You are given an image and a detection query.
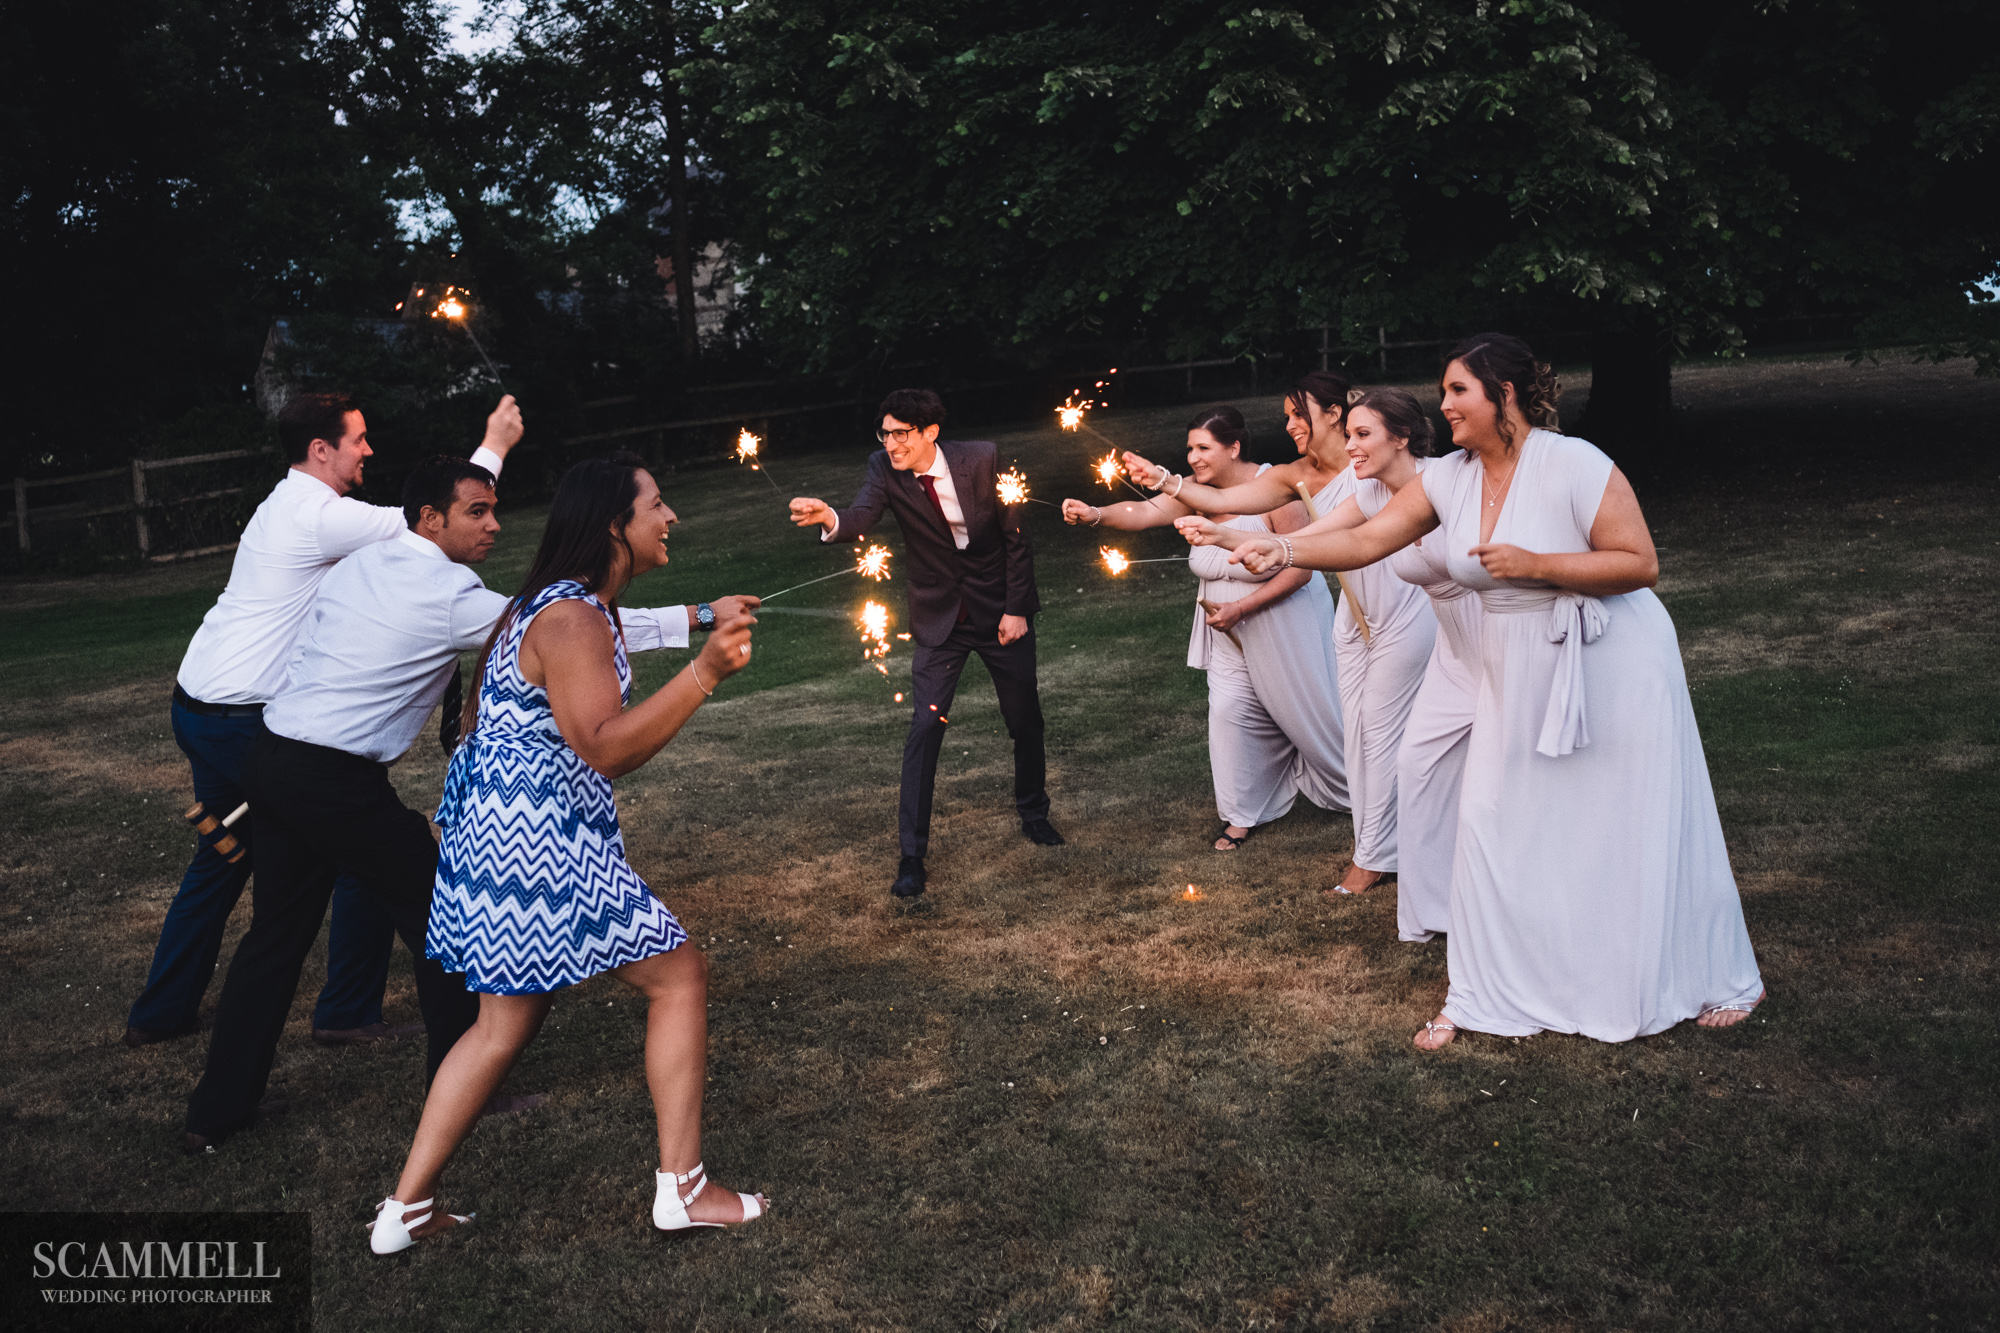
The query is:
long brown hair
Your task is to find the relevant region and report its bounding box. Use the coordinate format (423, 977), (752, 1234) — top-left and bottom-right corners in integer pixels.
(458, 452), (646, 743)
(1441, 334), (1561, 447)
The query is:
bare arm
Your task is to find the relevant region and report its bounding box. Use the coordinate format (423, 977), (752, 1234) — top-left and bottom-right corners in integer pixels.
(1209, 482), (1439, 574)
(1120, 451), (1302, 516)
(1060, 494), (1188, 530)
(524, 600), (757, 780)
(1178, 494), (1363, 551)
(1467, 467), (1658, 596)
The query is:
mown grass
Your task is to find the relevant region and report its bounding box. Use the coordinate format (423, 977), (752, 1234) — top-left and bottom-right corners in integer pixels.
(0, 356), (1995, 1330)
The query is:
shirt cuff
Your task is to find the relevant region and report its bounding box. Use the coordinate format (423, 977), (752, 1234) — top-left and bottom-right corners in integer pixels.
(470, 445), (505, 479)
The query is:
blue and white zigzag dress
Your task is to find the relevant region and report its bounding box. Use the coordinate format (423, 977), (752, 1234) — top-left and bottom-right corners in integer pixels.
(429, 579), (686, 994)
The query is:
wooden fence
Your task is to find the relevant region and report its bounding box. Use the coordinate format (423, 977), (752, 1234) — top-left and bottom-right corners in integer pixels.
(6, 447), (273, 563)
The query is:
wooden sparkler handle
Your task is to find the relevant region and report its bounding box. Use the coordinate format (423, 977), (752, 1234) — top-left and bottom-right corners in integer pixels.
(1292, 481), (1372, 643)
(183, 801), (249, 864)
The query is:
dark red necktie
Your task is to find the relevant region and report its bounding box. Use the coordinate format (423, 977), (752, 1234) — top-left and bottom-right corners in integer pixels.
(917, 473), (972, 622)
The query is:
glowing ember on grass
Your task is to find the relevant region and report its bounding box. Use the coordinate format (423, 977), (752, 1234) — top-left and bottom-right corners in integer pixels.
(1100, 547), (1131, 576)
(996, 467), (1031, 506)
(856, 544), (892, 581)
(1182, 884), (1204, 902)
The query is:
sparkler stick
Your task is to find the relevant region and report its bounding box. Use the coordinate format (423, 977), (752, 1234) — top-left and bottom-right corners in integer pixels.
(1293, 481), (1371, 643)
(994, 466), (1057, 508)
(735, 429), (782, 491)
(761, 545), (893, 601)
(1057, 385), (1154, 500)
(433, 290), (506, 391)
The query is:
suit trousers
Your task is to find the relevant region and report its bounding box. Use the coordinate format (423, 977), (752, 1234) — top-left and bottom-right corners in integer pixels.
(185, 731), (480, 1138)
(900, 621), (1050, 858)
(130, 700), (396, 1036)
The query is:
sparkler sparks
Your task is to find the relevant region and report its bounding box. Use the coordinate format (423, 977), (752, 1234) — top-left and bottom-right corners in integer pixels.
(996, 467), (1031, 506)
(1100, 546), (1130, 577)
(427, 285), (505, 389)
(856, 544), (892, 581)
(1095, 451), (1125, 490)
(858, 601), (892, 675)
(735, 428), (781, 490)
(761, 545), (894, 601)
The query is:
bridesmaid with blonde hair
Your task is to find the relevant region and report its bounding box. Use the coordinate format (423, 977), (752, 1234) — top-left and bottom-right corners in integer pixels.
(1192, 335), (1765, 1047)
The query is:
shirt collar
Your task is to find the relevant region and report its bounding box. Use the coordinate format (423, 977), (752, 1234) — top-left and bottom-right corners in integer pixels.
(919, 445), (949, 480)
(395, 528), (448, 561)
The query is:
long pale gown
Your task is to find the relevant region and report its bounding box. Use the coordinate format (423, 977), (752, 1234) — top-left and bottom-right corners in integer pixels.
(1425, 430), (1763, 1040)
(1309, 467), (1437, 873)
(1188, 494), (1349, 827)
(1382, 509), (1484, 943)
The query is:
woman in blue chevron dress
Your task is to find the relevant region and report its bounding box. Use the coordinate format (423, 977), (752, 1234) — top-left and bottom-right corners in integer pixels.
(367, 455), (768, 1255)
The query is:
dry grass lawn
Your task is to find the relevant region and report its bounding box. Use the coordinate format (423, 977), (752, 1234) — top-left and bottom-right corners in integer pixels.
(1, 354), (1996, 1330)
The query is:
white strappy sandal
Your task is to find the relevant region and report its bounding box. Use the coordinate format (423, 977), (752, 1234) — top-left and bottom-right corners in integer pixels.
(1413, 1018), (1457, 1051)
(367, 1196), (474, 1255)
(653, 1162), (766, 1231)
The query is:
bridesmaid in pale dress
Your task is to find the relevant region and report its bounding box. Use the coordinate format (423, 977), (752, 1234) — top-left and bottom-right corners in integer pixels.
(1063, 407), (1347, 849)
(1133, 377), (1437, 896)
(1184, 387), (1468, 936)
(1197, 335), (1765, 1047)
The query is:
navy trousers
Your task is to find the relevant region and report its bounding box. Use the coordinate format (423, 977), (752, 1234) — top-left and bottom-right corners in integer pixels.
(899, 621), (1050, 859)
(127, 699), (397, 1036)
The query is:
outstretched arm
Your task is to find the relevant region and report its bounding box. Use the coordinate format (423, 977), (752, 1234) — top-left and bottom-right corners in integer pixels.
(1120, 452), (1302, 516)
(1469, 467), (1658, 595)
(1210, 482), (1438, 574)
(1179, 494), (1364, 551)
(1060, 494), (1188, 530)
(790, 454), (891, 543)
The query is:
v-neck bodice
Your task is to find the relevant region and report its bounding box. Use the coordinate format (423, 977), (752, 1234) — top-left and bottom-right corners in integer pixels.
(1419, 429), (1615, 614)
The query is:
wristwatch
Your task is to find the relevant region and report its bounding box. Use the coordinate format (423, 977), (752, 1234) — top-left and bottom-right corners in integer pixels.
(693, 602), (715, 632)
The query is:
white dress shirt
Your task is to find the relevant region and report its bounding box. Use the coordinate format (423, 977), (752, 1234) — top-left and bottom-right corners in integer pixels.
(263, 530), (691, 763)
(176, 448), (506, 705)
(823, 445), (968, 549)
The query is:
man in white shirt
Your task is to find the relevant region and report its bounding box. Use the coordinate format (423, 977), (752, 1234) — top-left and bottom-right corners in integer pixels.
(127, 391), (519, 1050)
(184, 455), (749, 1149)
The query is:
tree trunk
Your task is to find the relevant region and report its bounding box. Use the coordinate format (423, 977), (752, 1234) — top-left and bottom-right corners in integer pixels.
(662, 6), (698, 363)
(1575, 323), (1674, 447)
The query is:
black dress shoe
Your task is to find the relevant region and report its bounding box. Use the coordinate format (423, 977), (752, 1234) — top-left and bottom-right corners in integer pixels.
(890, 855), (927, 898)
(1021, 817), (1066, 846)
(182, 1097), (287, 1155)
(123, 1021), (202, 1049)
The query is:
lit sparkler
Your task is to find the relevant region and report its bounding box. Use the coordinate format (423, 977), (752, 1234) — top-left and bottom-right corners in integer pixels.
(761, 544), (894, 601)
(995, 466), (1056, 508)
(1098, 546), (1184, 577)
(735, 428), (782, 491)
(429, 285), (505, 390)
(858, 600), (892, 675)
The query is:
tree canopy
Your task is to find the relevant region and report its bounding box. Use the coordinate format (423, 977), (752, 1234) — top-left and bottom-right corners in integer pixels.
(3, 0), (1994, 474)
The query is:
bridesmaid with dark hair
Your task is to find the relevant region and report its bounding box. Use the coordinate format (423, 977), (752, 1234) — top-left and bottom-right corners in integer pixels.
(1136, 376), (1437, 896)
(1063, 405), (1347, 849)
(369, 454), (768, 1253)
(1195, 336), (1765, 1048)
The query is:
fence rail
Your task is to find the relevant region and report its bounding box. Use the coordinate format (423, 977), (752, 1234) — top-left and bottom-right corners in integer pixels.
(6, 448), (270, 560)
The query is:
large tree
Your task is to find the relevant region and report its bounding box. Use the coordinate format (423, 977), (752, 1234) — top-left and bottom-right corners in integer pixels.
(695, 0), (1999, 438)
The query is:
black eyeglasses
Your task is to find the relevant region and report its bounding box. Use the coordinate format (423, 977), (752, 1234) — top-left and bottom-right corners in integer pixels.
(876, 425), (926, 444)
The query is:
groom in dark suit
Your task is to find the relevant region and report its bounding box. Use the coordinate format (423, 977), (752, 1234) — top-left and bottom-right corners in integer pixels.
(790, 388), (1064, 898)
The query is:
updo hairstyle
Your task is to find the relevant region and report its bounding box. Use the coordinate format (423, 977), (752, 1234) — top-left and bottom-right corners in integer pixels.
(1441, 333), (1561, 445)
(1345, 386), (1435, 457)
(1286, 370), (1354, 425)
(1185, 404), (1248, 451)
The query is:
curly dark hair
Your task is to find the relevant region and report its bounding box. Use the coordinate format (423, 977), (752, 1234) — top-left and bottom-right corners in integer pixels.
(1441, 334), (1561, 446)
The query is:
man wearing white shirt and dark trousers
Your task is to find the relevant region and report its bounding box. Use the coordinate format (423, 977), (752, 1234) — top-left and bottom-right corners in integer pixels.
(185, 456), (736, 1149)
(127, 392), (519, 1049)
(789, 389), (1063, 901)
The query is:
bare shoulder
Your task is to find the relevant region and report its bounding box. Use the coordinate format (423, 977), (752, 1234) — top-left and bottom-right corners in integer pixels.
(525, 598), (614, 650)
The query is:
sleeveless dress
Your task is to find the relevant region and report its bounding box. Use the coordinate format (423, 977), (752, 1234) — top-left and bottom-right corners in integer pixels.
(1385, 497), (1484, 942)
(429, 580), (687, 995)
(1423, 430), (1762, 1040)
(1187, 469), (1349, 826)
(1309, 468), (1437, 874)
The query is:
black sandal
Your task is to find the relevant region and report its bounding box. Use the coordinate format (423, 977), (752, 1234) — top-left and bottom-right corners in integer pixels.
(1213, 824), (1256, 851)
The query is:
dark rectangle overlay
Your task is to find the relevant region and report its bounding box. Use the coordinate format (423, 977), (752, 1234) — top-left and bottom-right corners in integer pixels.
(0, 1213), (310, 1333)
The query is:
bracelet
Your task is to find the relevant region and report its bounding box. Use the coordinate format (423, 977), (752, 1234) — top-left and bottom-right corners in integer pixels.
(690, 662), (715, 697)
(1089, 506), (1102, 526)
(1164, 473), (1186, 498)
(1279, 537), (1295, 570)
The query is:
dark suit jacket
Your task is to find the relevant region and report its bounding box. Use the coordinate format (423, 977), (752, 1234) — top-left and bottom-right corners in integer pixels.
(827, 439), (1040, 648)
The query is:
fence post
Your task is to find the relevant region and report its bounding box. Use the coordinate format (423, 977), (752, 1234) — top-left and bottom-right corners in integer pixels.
(1378, 327), (1388, 375)
(1319, 324), (1330, 373)
(12, 477), (26, 555)
(131, 459), (151, 559)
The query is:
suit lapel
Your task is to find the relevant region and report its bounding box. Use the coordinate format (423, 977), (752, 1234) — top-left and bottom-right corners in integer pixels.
(940, 441), (983, 538)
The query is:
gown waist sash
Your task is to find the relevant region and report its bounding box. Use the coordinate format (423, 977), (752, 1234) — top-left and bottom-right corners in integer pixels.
(1479, 587), (1609, 759)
